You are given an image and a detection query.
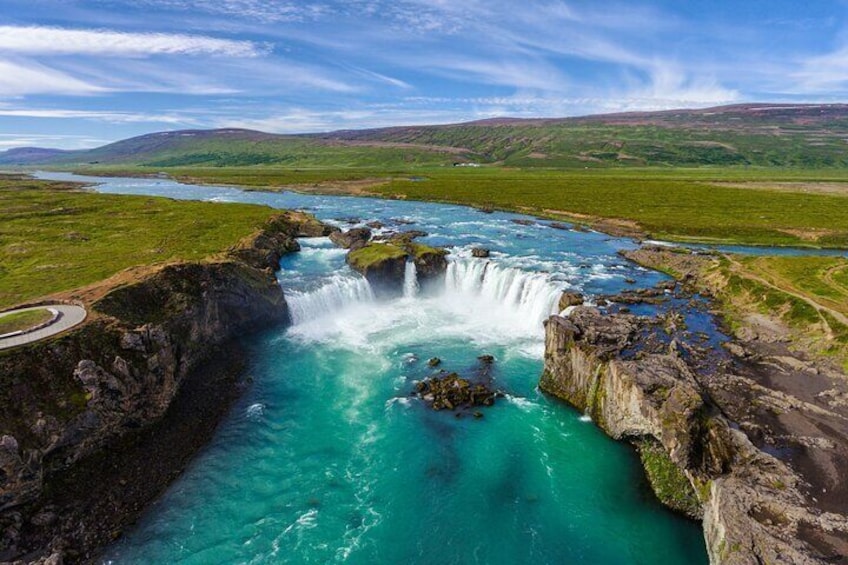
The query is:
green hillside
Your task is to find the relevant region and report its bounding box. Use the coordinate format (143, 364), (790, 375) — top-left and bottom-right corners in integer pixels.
(3, 103), (848, 169)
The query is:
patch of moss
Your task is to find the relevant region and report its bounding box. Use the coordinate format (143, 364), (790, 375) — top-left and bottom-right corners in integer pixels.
(637, 438), (701, 518)
(587, 366), (607, 428)
(347, 242), (408, 270)
(408, 242), (447, 259)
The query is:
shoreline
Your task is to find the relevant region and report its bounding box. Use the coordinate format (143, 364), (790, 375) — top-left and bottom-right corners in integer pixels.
(0, 211), (336, 563)
(46, 167), (848, 252)
(540, 246), (848, 562)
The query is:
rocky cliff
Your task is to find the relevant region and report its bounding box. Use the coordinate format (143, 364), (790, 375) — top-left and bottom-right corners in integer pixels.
(0, 211), (333, 563)
(541, 307), (848, 564)
(345, 240), (448, 297)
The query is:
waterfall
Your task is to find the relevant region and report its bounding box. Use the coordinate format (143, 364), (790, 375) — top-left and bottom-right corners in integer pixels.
(443, 259), (563, 331)
(403, 260), (419, 298)
(287, 275), (374, 325)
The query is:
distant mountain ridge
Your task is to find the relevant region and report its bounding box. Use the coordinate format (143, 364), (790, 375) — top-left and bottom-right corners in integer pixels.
(3, 103), (848, 168)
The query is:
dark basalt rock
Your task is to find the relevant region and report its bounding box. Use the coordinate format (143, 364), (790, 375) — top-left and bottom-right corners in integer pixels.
(558, 291), (584, 311)
(329, 227), (372, 250)
(346, 243), (408, 298)
(0, 211), (332, 563)
(597, 287), (667, 305)
(372, 230), (429, 244)
(548, 222), (570, 230)
(471, 247), (490, 258)
(540, 306), (848, 563)
(415, 373), (500, 413)
(511, 219), (535, 226)
(412, 245), (448, 285)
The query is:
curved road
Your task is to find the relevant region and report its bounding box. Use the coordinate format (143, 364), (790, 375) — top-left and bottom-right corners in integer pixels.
(0, 305), (87, 350)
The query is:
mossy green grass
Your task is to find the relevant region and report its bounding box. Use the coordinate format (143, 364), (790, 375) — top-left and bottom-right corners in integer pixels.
(0, 308), (53, 334)
(0, 176), (276, 309)
(346, 242), (408, 271)
(70, 165), (848, 248)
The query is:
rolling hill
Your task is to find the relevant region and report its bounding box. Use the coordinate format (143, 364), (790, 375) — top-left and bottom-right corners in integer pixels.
(2, 103), (848, 169)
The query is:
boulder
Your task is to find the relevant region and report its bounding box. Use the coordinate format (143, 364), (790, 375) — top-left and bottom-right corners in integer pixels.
(558, 291), (584, 311)
(330, 227), (372, 250)
(414, 372), (500, 413)
(411, 244), (448, 284)
(471, 247), (490, 258)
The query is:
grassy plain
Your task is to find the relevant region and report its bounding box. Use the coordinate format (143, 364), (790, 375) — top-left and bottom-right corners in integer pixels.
(72, 165), (848, 248)
(0, 175), (276, 309)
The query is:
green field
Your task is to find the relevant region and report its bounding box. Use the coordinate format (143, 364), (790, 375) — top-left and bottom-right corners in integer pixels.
(723, 255), (848, 349)
(76, 165), (848, 249)
(0, 308), (53, 334)
(0, 175), (276, 309)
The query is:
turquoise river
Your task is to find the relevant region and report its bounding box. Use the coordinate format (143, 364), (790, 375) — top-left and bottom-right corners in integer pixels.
(38, 172), (710, 564)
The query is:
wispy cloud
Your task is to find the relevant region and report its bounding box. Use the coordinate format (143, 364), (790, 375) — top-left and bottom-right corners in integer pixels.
(0, 26), (268, 57)
(0, 107), (195, 125)
(129, 0), (330, 22)
(0, 59), (106, 96)
(0, 133), (109, 150)
(790, 44), (848, 93)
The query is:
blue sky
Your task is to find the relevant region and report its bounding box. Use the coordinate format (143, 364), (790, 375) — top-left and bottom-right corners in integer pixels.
(1, 0), (847, 149)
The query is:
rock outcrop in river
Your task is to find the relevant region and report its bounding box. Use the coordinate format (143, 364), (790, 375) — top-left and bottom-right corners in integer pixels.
(541, 307), (848, 564)
(345, 241), (448, 297)
(0, 211), (332, 563)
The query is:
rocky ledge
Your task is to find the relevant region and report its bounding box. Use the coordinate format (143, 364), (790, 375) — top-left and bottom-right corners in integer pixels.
(0, 211), (332, 563)
(540, 307), (848, 564)
(345, 239), (448, 297)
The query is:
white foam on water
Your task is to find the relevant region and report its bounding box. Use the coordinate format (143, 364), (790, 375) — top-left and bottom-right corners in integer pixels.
(443, 258), (562, 334)
(287, 275), (375, 326)
(246, 403), (265, 420)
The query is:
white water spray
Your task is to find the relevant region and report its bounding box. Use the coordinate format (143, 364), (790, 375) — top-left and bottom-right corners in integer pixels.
(442, 259), (562, 332)
(402, 260), (419, 298)
(287, 275), (374, 325)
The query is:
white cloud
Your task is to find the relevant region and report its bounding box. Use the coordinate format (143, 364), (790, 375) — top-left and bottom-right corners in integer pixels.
(117, 0), (329, 23)
(0, 59), (106, 96)
(790, 45), (848, 93)
(420, 56), (571, 93)
(214, 105), (502, 133)
(0, 107), (194, 125)
(0, 26), (268, 57)
(620, 64), (740, 109)
(0, 133), (109, 150)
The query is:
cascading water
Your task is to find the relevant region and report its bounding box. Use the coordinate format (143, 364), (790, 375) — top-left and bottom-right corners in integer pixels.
(286, 274), (374, 325)
(67, 170), (708, 565)
(402, 260), (419, 298)
(443, 258), (563, 333)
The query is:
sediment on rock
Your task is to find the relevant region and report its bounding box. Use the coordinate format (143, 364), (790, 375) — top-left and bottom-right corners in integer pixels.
(540, 306), (848, 564)
(0, 212), (331, 563)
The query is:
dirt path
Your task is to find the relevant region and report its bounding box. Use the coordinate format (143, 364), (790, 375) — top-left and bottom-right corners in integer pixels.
(821, 263), (848, 300)
(725, 256), (848, 340)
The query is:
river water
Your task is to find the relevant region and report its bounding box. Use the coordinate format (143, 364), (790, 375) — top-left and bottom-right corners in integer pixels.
(36, 172), (709, 564)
